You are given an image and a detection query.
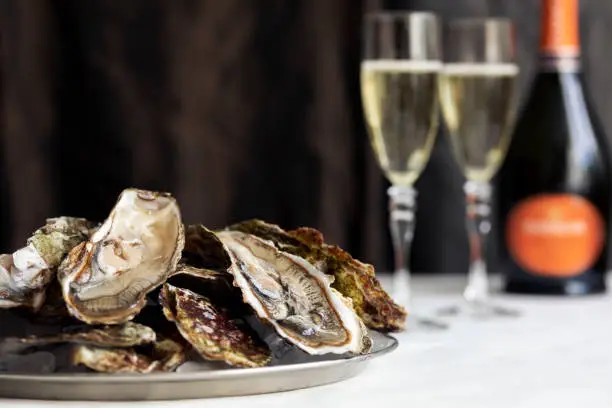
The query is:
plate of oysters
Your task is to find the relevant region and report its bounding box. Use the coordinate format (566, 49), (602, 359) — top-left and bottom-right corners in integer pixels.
(0, 188), (405, 401)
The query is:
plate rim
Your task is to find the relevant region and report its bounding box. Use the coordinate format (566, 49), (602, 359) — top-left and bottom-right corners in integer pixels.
(0, 332), (398, 384)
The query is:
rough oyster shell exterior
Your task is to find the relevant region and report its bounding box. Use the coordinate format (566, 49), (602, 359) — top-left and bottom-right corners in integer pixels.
(160, 283), (271, 368)
(0, 217), (95, 310)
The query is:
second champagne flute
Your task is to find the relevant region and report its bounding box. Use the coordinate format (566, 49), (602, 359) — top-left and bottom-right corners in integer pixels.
(361, 11), (447, 330)
(437, 18), (521, 318)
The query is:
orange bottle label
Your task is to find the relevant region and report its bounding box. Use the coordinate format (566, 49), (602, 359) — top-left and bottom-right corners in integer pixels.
(540, 0), (580, 56)
(506, 194), (605, 277)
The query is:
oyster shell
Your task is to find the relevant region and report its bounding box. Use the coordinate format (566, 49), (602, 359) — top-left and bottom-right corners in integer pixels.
(72, 338), (185, 374)
(167, 263), (244, 313)
(170, 263), (225, 281)
(182, 224), (232, 271)
(58, 189), (184, 325)
(160, 283), (271, 368)
(228, 220), (407, 332)
(217, 230), (372, 356)
(0, 217), (95, 310)
(151, 338), (186, 371)
(0, 322), (156, 354)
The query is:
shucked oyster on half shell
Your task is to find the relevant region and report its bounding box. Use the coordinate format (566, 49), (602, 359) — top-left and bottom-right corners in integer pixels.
(228, 219), (407, 332)
(58, 189), (184, 325)
(0, 217), (95, 310)
(216, 230), (372, 356)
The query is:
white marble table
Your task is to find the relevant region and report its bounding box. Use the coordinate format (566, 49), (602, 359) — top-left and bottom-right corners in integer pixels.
(2, 274), (612, 408)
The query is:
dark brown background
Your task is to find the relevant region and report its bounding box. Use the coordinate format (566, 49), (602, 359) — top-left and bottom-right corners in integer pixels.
(0, 0), (611, 274)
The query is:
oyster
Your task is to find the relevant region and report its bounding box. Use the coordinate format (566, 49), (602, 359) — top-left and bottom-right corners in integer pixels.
(172, 225), (245, 309)
(171, 263), (225, 281)
(160, 284), (271, 368)
(167, 264), (243, 312)
(228, 220), (407, 332)
(0, 217), (95, 310)
(72, 338), (185, 374)
(1, 322), (156, 354)
(216, 230), (372, 356)
(182, 224), (232, 271)
(151, 338), (186, 371)
(58, 189), (184, 325)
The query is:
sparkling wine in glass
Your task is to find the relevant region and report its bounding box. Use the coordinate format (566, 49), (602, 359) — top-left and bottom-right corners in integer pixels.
(361, 11), (447, 330)
(437, 18), (521, 318)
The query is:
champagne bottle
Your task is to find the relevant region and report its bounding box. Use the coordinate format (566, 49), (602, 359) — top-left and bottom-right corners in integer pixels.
(497, 0), (611, 295)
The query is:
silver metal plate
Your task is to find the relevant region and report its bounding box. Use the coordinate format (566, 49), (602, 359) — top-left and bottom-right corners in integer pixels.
(0, 331), (397, 401)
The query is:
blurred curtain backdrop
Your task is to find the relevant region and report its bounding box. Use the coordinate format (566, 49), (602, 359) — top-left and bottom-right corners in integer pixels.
(0, 0), (611, 274)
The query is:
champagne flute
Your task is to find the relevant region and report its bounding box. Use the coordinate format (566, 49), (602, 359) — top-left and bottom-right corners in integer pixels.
(360, 11), (447, 330)
(437, 18), (520, 318)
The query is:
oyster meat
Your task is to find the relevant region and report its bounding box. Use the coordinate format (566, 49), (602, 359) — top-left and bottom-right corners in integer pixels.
(72, 338), (185, 374)
(0, 217), (95, 310)
(160, 283), (271, 368)
(216, 230), (372, 356)
(58, 189), (184, 325)
(228, 219), (407, 332)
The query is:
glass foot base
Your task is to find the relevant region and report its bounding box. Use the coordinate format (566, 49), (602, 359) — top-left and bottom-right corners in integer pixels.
(436, 301), (520, 319)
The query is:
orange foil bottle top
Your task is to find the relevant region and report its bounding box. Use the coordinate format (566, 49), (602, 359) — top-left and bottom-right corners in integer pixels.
(540, 0), (580, 57)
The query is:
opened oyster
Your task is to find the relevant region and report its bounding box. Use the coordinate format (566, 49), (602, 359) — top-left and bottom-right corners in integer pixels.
(160, 284), (271, 368)
(58, 189), (184, 325)
(72, 338), (185, 374)
(0, 217), (95, 310)
(216, 230), (372, 356)
(0, 322), (157, 354)
(228, 220), (407, 332)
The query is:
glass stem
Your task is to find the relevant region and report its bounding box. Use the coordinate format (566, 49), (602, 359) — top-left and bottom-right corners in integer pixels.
(387, 185), (417, 309)
(463, 180), (492, 306)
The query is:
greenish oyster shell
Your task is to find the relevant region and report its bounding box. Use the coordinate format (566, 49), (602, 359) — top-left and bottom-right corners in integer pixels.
(0, 217), (96, 310)
(29, 217), (97, 268)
